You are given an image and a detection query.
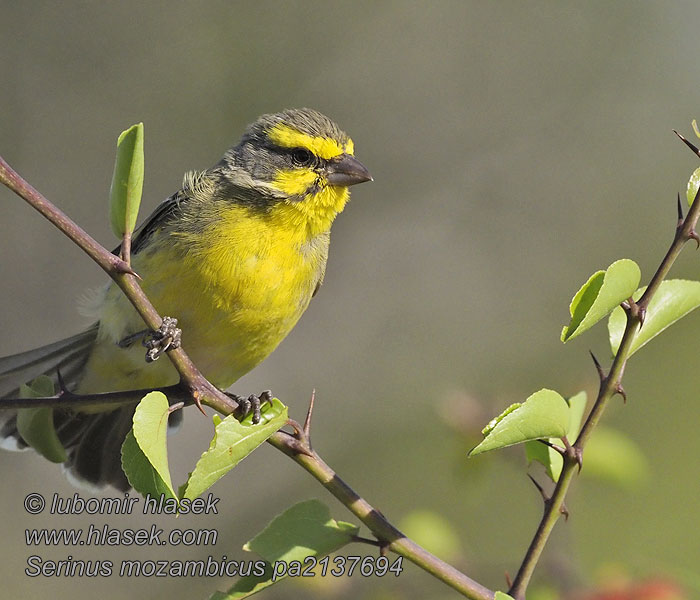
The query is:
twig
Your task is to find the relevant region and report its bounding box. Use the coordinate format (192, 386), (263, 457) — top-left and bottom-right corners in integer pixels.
(121, 229), (132, 266)
(303, 388), (316, 441)
(351, 535), (385, 548)
(268, 431), (494, 600)
(0, 156), (237, 417)
(0, 383), (195, 410)
(508, 134), (700, 600)
(1, 152), (495, 599)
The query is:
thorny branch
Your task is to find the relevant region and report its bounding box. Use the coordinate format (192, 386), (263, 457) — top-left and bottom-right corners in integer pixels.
(508, 131), (700, 600)
(0, 154), (494, 600)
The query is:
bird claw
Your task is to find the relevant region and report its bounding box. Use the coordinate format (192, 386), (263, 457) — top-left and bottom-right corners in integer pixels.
(231, 390), (272, 424)
(143, 316), (182, 362)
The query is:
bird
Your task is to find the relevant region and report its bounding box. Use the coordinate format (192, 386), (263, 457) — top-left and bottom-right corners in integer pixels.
(0, 108), (372, 490)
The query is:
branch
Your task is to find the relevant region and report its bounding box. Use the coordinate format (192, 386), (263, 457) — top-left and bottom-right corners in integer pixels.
(1, 153), (495, 599)
(508, 133), (700, 600)
(269, 427), (494, 600)
(0, 383), (196, 410)
(0, 155), (237, 417)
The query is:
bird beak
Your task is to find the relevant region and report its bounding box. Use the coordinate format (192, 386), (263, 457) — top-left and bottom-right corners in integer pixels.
(326, 154), (373, 187)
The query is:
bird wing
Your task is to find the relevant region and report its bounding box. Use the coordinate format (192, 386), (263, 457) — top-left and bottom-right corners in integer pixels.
(0, 324), (99, 398)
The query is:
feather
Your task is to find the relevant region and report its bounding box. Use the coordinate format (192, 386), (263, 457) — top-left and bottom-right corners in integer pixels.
(0, 325), (98, 398)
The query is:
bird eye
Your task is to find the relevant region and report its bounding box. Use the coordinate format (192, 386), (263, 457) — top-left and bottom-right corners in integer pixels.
(291, 148), (314, 166)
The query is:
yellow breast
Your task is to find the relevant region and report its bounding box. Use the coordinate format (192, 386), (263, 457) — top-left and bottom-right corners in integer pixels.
(78, 202), (331, 394)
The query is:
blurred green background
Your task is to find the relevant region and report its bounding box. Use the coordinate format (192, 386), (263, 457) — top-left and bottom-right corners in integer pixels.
(2, 2), (700, 599)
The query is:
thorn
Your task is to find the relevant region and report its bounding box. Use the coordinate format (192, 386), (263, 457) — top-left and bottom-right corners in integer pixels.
(55, 368), (68, 394)
(112, 257), (142, 279)
(689, 229), (700, 249)
(504, 571), (512, 589)
(286, 417), (309, 440)
(615, 383), (627, 404)
(562, 436), (583, 471)
(622, 298), (645, 326)
(538, 439), (565, 456)
(285, 436), (314, 457)
(589, 350), (606, 382)
(638, 306), (646, 326)
(350, 535), (384, 548)
(560, 503), (570, 521)
(374, 506), (388, 520)
(527, 473), (549, 504)
(674, 129), (700, 158)
(167, 401), (185, 414)
(192, 390), (206, 416)
(303, 388), (316, 440)
(280, 423), (313, 456)
(677, 192), (685, 224)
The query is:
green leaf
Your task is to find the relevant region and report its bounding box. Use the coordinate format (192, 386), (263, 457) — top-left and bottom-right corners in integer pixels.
(584, 426), (649, 490)
(399, 510), (461, 562)
(524, 439), (554, 479)
(121, 430), (177, 499)
(210, 500), (359, 599)
(16, 376), (66, 463)
(182, 398), (288, 500)
(482, 403), (521, 436)
(495, 593), (516, 600)
(469, 389), (570, 456)
(131, 391), (176, 499)
(561, 259), (641, 342)
(208, 563), (275, 599)
(608, 280), (700, 357)
(687, 166), (700, 206)
(245, 499), (358, 562)
(109, 122), (144, 239)
(525, 391), (587, 481)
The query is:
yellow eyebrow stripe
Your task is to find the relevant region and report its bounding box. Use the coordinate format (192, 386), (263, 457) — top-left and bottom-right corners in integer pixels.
(268, 123), (354, 159)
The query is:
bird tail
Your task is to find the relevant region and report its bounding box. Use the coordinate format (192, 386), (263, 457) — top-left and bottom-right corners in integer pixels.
(0, 325), (136, 491)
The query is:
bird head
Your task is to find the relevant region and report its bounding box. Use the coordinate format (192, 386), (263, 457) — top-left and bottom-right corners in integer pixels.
(215, 108), (372, 236)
